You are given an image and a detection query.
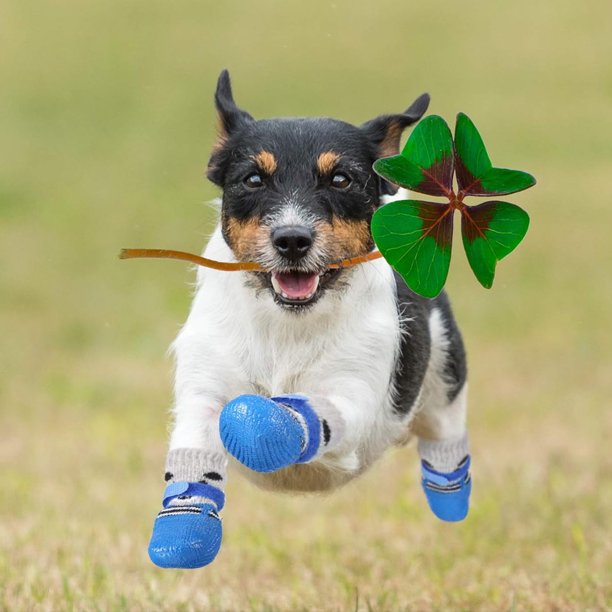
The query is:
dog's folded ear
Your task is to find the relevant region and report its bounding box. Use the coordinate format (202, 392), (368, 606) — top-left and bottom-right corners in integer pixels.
(208, 70), (254, 185)
(361, 93), (430, 159)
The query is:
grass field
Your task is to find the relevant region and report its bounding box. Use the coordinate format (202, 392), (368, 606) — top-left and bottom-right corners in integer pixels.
(1, 0), (611, 610)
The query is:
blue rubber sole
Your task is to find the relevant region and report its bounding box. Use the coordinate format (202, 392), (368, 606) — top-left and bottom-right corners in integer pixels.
(148, 503), (222, 569)
(422, 476), (471, 522)
(219, 394), (304, 473)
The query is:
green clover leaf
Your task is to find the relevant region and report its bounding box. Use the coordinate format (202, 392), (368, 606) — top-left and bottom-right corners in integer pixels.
(371, 200), (453, 298)
(371, 113), (535, 297)
(461, 200), (530, 289)
(454, 113), (536, 196)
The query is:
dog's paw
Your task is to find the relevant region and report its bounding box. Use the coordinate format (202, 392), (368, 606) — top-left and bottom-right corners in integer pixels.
(148, 503), (222, 569)
(421, 456), (471, 522)
(220, 394), (305, 472)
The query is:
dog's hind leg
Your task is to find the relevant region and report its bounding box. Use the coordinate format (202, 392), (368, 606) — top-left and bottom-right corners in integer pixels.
(410, 305), (472, 522)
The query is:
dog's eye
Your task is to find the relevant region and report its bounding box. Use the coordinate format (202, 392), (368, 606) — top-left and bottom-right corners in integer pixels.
(331, 173), (351, 189)
(244, 173), (264, 188)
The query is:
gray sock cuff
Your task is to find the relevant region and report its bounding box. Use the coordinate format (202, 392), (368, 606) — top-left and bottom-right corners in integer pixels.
(418, 432), (469, 473)
(165, 448), (227, 486)
(308, 396), (346, 455)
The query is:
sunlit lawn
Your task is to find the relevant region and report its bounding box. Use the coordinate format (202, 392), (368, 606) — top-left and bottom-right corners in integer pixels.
(1, 0), (611, 609)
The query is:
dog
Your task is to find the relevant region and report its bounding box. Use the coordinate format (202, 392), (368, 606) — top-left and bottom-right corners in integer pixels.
(147, 70), (471, 569)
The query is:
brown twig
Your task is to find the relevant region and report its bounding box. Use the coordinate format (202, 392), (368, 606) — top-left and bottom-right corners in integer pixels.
(119, 248), (383, 271)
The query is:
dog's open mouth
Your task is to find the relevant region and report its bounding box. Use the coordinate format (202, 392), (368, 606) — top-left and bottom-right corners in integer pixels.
(270, 269), (340, 306)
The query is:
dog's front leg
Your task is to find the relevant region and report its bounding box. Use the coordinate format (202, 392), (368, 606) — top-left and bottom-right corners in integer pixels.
(218, 375), (386, 476)
(218, 394), (348, 472)
(148, 329), (239, 569)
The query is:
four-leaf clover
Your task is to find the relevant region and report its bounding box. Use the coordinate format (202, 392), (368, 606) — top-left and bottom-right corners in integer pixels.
(371, 113), (535, 298)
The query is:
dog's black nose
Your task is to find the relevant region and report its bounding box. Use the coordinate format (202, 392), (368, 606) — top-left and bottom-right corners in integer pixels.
(271, 226), (313, 261)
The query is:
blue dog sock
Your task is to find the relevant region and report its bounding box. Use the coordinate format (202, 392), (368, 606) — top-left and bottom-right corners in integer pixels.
(418, 434), (471, 522)
(148, 481), (225, 568)
(219, 394), (322, 473)
(148, 449), (227, 569)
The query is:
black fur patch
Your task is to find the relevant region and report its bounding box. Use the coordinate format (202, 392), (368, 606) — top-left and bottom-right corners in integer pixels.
(392, 272), (432, 416)
(391, 272), (466, 415)
(431, 291), (467, 402)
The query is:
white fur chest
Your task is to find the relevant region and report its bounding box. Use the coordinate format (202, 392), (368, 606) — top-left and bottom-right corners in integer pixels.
(182, 227), (401, 412)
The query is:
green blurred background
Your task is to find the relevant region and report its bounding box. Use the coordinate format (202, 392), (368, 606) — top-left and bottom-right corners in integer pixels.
(1, 1), (611, 610)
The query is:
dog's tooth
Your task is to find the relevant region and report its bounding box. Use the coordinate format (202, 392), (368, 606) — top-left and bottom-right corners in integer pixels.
(271, 274), (282, 295)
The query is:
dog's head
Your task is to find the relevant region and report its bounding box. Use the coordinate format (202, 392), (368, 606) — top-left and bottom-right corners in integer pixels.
(207, 70), (429, 310)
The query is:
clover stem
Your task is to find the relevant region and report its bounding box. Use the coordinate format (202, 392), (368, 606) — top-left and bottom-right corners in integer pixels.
(119, 247), (383, 272)
(119, 248), (264, 271)
(448, 191), (466, 211)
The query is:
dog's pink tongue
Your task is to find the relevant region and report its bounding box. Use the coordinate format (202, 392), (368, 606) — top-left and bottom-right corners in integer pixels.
(274, 271), (319, 299)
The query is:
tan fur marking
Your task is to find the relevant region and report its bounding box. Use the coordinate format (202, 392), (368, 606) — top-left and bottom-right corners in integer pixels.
(253, 150), (277, 174)
(235, 460), (356, 492)
(224, 217), (268, 261)
(315, 218), (373, 261)
(316, 151), (340, 175)
(211, 115), (228, 154)
(408, 413), (440, 440)
(379, 121), (403, 158)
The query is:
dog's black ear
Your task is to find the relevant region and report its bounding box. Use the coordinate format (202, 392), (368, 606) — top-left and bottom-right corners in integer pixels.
(361, 93), (430, 159)
(214, 69), (254, 139)
(362, 93), (430, 196)
(207, 70), (255, 185)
